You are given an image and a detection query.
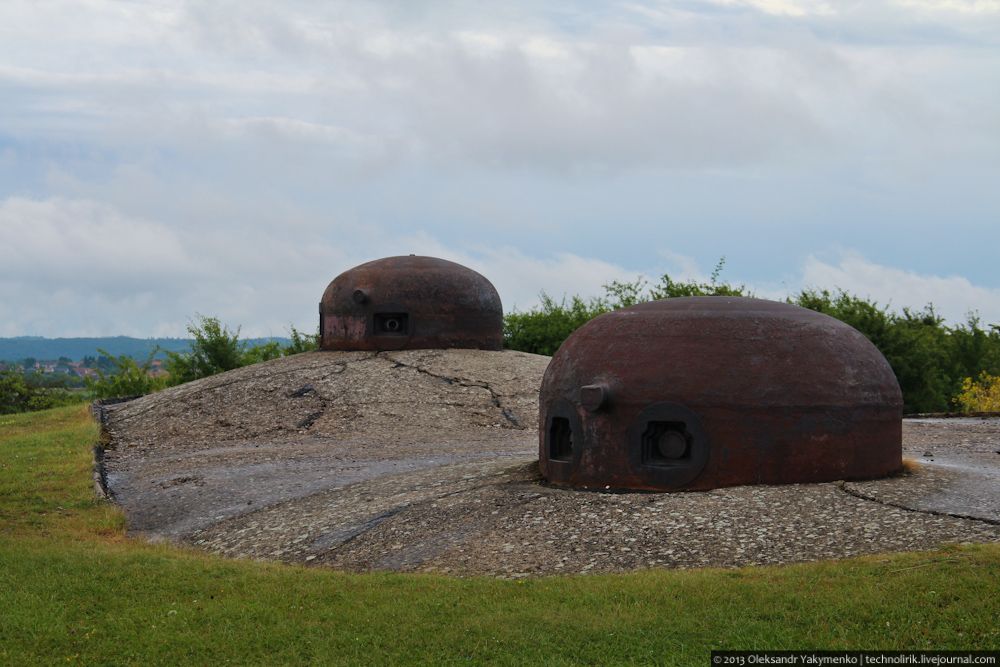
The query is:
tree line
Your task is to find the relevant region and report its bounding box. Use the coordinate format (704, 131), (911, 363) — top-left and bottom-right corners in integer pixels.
(4, 263), (1000, 414)
(0, 319), (318, 414)
(503, 261), (1000, 414)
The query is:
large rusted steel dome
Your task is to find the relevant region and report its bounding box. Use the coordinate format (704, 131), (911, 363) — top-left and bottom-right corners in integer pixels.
(539, 297), (903, 492)
(319, 255), (503, 351)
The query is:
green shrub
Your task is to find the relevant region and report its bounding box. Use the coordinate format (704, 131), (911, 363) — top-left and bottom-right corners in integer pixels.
(605, 258), (750, 304)
(0, 370), (78, 414)
(504, 258), (749, 356)
(954, 372), (1000, 412)
(503, 259), (1000, 414)
(788, 290), (1000, 413)
(283, 325), (320, 355)
(504, 294), (610, 356)
(86, 350), (167, 399)
(82, 263), (1000, 414)
(947, 315), (1000, 390)
(163, 317), (320, 387)
(788, 290), (951, 412)
(241, 340), (284, 366)
(165, 316), (246, 385)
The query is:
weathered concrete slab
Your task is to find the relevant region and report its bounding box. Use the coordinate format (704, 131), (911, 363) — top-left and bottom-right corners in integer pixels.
(846, 418), (1000, 524)
(101, 349), (547, 539)
(100, 353), (1000, 576)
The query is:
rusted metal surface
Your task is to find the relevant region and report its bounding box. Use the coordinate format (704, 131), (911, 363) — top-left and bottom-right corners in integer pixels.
(539, 297), (903, 492)
(320, 255), (503, 351)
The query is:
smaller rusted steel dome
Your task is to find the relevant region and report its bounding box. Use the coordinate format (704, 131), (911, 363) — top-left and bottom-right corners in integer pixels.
(319, 255), (503, 351)
(539, 297), (903, 492)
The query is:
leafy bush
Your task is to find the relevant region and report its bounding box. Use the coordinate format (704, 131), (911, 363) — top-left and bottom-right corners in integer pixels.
(284, 325), (320, 355)
(788, 290), (1000, 413)
(605, 259), (750, 305)
(502, 260), (1000, 414)
(79, 317), (315, 398)
(240, 340), (284, 366)
(86, 350), (167, 399)
(165, 316), (246, 385)
(787, 290), (952, 412)
(504, 294), (610, 356)
(22, 370), (86, 389)
(504, 259), (749, 356)
(164, 317), (320, 387)
(954, 372), (1000, 412)
(504, 258), (753, 356)
(0, 370), (78, 414)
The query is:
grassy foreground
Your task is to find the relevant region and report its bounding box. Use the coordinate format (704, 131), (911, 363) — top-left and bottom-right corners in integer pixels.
(1, 407), (998, 665)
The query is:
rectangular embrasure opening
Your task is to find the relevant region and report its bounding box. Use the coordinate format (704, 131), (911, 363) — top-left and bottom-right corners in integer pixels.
(549, 417), (573, 461)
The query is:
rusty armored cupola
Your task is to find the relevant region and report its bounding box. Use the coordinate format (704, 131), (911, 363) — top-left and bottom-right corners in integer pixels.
(319, 255), (503, 351)
(539, 297), (904, 492)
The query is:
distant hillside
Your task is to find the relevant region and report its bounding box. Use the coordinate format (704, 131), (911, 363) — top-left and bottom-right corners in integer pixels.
(0, 336), (290, 362)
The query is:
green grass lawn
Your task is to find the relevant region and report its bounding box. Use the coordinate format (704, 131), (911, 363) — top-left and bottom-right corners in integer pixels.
(1, 406), (998, 665)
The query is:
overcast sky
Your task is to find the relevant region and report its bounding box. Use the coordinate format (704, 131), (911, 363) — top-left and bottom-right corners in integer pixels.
(1, 0), (998, 337)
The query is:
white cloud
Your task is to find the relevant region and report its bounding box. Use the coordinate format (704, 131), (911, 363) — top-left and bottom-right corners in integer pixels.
(0, 195), (639, 336)
(800, 252), (1000, 325)
(0, 196), (346, 336)
(388, 239), (639, 311)
(3, 194), (999, 337)
(0, 197), (193, 284)
(705, 0), (834, 17)
(894, 0), (1000, 15)
(3, 1), (997, 172)
(0, 2), (997, 338)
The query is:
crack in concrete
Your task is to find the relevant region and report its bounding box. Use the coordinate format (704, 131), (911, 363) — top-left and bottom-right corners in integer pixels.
(836, 480), (1000, 527)
(108, 354), (377, 426)
(317, 470), (527, 566)
(381, 352), (524, 429)
(315, 507), (408, 554)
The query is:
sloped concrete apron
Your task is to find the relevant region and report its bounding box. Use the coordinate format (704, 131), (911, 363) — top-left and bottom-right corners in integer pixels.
(98, 351), (1000, 577)
(845, 418), (1000, 525)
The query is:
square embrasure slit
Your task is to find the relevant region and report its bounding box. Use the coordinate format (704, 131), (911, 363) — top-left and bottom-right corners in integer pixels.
(374, 312), (408, 335)
(641, 421), (691, 466)
(549, 416), (573, 461)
